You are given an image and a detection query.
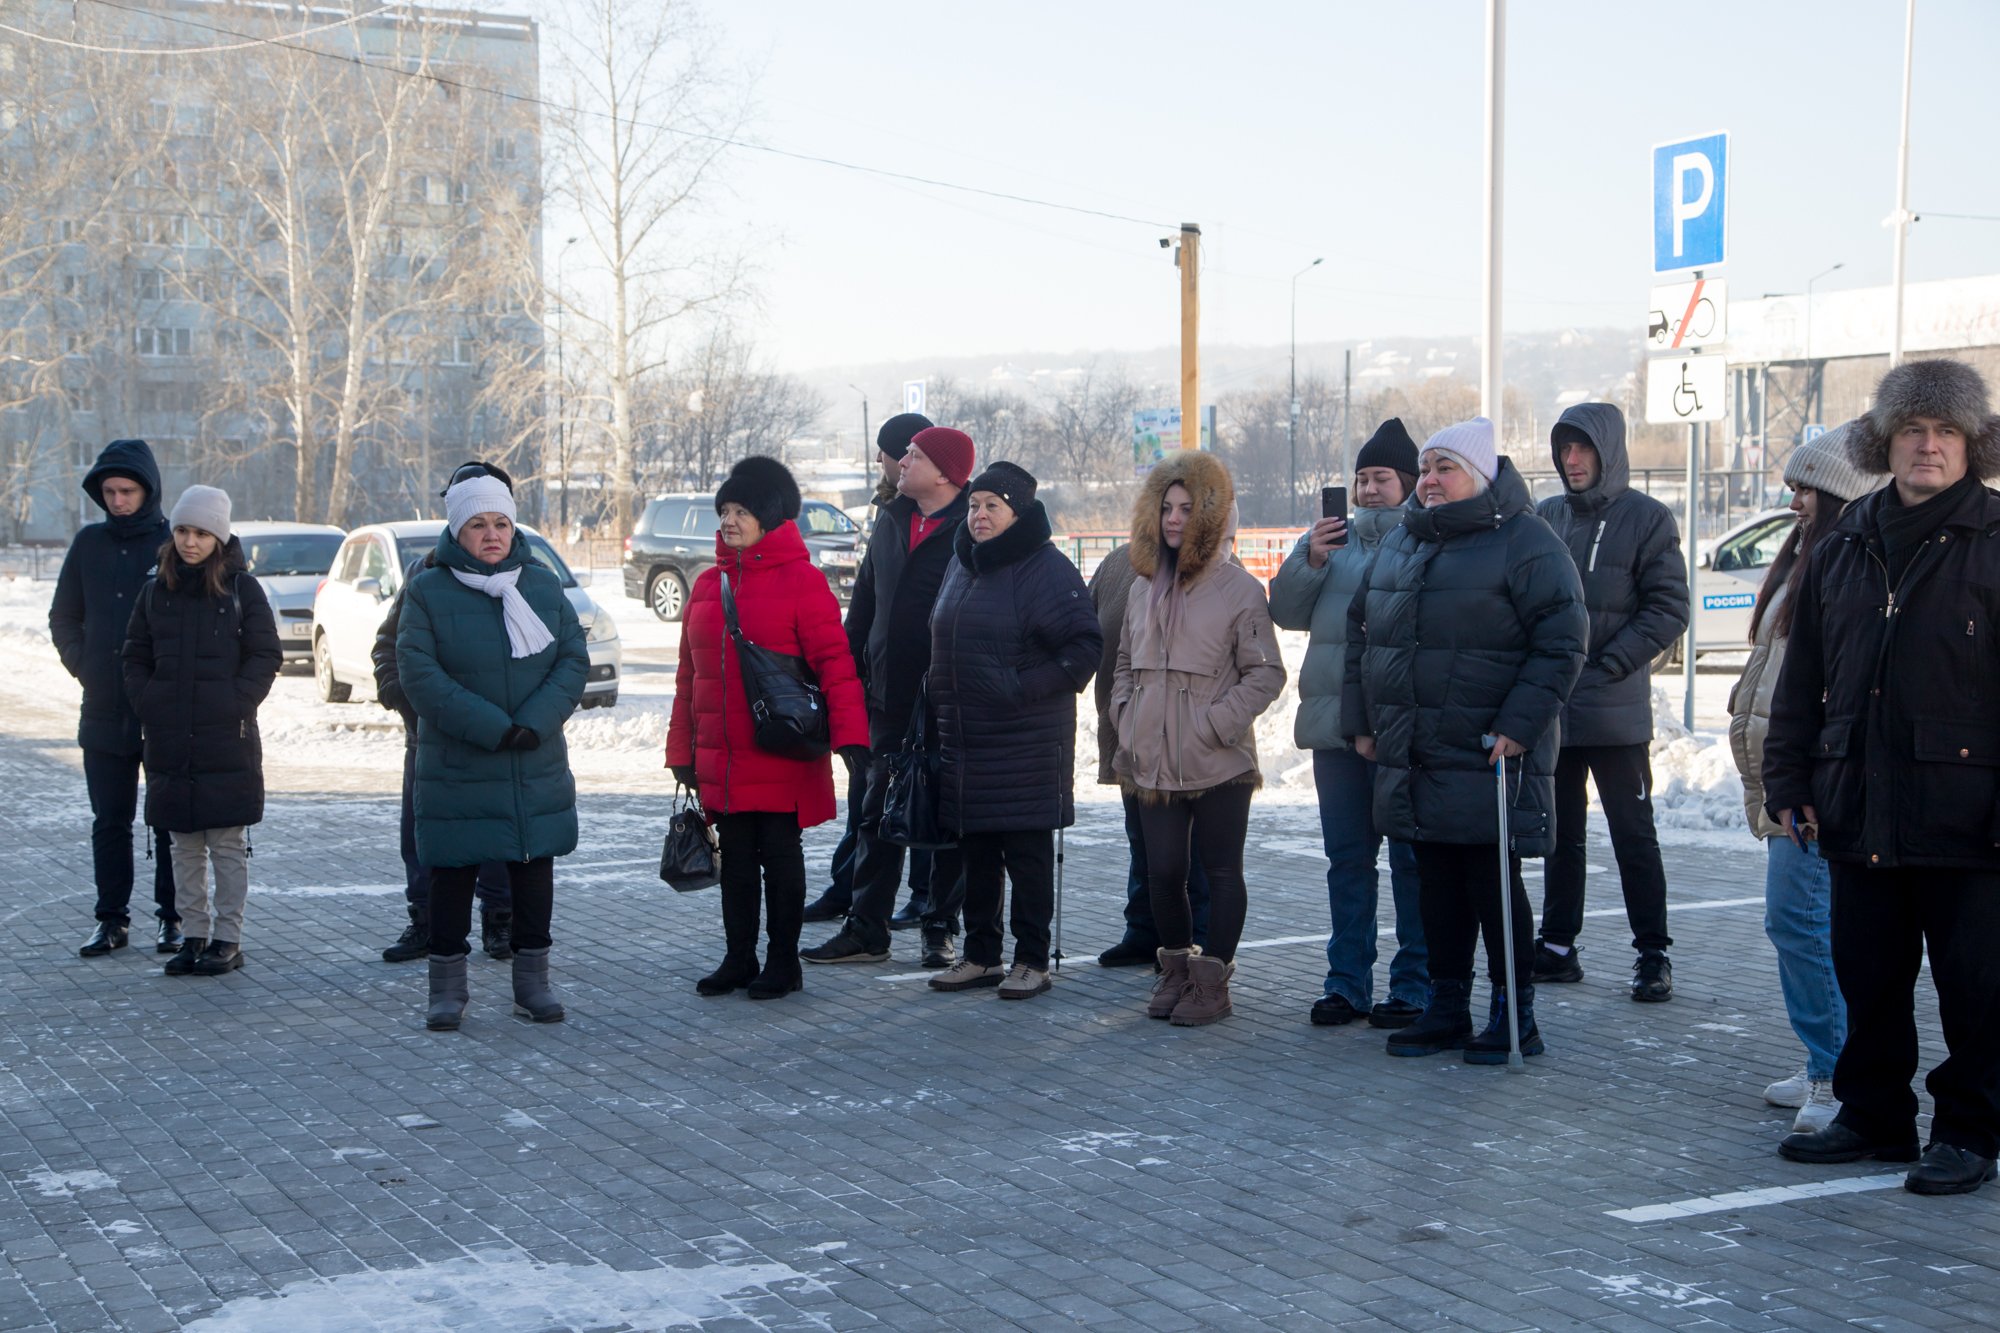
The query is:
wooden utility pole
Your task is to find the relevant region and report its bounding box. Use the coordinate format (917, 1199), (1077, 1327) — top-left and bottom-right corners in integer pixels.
(1179, 222), (1200, 447)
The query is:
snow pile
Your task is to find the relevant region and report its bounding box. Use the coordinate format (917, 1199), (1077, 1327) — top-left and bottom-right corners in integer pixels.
(564, 694), (673, 753)
(1644, 686), (1745, 832)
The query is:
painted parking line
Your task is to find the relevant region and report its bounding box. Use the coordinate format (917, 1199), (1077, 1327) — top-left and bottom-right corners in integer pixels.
(1607, 1172), (1905, 1222)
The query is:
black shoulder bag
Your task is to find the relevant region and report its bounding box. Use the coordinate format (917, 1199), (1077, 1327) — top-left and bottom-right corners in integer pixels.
(719, 572), (830, 760)
(878, 681), (954, 850)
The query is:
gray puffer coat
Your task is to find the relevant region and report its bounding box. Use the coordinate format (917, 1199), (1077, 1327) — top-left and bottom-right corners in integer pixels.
(1268, 502), (1407, 751)
(1342, 459), (1586, 855)
(1535, 403), (1689, 748)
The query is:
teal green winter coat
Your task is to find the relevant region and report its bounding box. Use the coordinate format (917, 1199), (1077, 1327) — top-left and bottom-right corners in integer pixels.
(397, 527), (587, 868)
(1267, 502), (1409, 752)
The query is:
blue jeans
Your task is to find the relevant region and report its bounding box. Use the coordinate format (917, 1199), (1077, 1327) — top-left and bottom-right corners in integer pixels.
(1763, 834), (1846, 1080)
(1314, 747), (1427, 1010)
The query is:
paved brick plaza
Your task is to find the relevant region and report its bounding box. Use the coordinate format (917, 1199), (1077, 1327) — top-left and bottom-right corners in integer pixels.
(0, 726), (1994, 1331)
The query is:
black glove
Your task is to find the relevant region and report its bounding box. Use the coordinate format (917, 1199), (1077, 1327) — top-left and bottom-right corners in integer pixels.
(672, 764), (699, 788)
(499, 724), (540, 751)
(837, 744), (872, 770)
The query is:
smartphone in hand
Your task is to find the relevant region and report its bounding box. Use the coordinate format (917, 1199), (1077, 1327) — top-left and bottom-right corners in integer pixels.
(1321, 486), (1347, 546)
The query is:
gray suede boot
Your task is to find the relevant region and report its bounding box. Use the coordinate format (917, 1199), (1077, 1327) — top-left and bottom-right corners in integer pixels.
(425, 953), (470, 1031)
(511, 947), (566, 1023)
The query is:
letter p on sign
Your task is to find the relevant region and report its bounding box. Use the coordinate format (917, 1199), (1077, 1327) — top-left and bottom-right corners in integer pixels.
(1653, 131), (1728, 273)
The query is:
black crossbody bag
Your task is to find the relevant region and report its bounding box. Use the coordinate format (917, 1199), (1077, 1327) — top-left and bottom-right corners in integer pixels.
(719, 572), (830, 760)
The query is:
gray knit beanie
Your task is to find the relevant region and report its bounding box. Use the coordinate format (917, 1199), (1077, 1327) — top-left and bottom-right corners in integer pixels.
(1783, 421), (1886, 505)
(169, 485), (232, 545)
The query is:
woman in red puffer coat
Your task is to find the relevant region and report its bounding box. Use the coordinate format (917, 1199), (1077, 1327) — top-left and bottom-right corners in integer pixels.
(666, 456), (869, 1000)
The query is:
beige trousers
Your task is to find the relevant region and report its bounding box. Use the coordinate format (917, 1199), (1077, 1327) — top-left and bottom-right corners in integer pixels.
(169, 827), (249, 944)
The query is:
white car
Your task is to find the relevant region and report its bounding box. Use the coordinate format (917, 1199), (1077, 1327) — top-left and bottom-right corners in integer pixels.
(311, 520), (622, 709)
(1666, 506), (1796, 661)
(234, 520), (346, 664)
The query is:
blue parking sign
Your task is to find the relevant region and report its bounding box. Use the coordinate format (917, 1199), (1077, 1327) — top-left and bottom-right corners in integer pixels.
(1653, 132), (1728, 273)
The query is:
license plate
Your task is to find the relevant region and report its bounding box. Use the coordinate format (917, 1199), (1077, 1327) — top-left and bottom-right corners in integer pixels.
(289, 622), (312, 637)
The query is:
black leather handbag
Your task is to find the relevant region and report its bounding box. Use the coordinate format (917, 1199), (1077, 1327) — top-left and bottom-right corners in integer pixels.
(659, 786), (720, 892)
(719, 572), (830, 760)
(878, 683), (954, 850)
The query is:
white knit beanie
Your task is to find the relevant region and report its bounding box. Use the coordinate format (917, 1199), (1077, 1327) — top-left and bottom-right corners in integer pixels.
(1421, 417), (1499, 482)
(444, 474), (516, 540)
(1784, 421), (1887, 504)
(169, 484), (232, 545)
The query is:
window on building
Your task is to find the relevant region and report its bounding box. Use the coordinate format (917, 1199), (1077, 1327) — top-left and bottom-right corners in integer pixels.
(490, 134), (518, 163)
(136, 270), (164, 301)
(134, 327), (193, 358)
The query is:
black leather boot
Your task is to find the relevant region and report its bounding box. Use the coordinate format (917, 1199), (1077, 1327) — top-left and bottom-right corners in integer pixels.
(383, 904), (429, 963)
(1464, 982), (1544, 1064)
(1385, 978), (1473, 1057)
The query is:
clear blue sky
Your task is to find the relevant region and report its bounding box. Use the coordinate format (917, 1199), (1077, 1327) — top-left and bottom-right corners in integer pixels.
(594, 0), (2000, 369)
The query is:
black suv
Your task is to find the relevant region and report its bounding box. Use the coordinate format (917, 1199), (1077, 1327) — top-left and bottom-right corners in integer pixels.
(624, 493), (865, 621)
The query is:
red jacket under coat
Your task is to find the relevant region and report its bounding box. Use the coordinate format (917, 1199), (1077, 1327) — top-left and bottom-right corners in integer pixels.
(665, 521), (867, 827)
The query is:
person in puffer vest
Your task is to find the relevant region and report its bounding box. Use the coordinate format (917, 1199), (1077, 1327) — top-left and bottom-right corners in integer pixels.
(665, 456), (869, 1001)
(1110, 450), (1285, 1027)
(924, 462), (1101, 1002)
(1343, 418), (1585, 1065)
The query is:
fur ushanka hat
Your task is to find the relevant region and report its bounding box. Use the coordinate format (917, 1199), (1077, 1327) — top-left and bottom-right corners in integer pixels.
(714, 455), (803, 533)
(1848, 357), (2000, 481)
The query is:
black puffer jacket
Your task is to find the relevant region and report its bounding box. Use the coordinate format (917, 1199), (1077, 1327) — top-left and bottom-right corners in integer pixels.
(1535, 403), (1688, 748)
(1764, 477), (2000, 869)
(931, 504), (1101, 833)
(49, 439), (171, 755)
(846, 490), (969, 724)
(1342, 459), (1587, 855)
(372, 553), (432, 738)
(121, 539), (284, 832)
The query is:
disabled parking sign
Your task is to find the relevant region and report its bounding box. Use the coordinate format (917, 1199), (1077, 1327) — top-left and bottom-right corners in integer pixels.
(1653, 131), (1728, 273)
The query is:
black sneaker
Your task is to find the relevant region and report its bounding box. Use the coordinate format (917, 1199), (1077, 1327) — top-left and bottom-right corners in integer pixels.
(1530, 939), (1583, 983)
(1309, 994), (1362, 1026)
(800, 929), (890, 965)
(800, 891), (850, 924)
(481, 911), (514, 962)
(1631, 949), (1673, 1002)
(382, 912), (429, 963)
(919, 930), (957, 969)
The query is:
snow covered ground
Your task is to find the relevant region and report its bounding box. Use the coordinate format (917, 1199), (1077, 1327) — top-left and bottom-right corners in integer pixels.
(0, 571), (1753, 843)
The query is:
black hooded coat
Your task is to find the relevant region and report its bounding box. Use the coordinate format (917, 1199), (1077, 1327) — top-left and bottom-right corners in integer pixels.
(49, 440), (172, 754)
(121, 538), (283, 832)
(1534, 403), (1690, 748)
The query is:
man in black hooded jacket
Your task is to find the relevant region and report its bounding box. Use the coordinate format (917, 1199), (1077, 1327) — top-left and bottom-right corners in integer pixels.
(49, 439), (181, 957)
(1530, 403), (1689, 1002)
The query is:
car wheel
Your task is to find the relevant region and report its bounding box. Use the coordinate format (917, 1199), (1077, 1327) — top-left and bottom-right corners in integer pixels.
(313, 632), (351, 703)
(648, 569), (688, 622)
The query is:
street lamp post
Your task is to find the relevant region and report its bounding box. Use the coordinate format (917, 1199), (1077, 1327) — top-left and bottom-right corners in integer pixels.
(554, 235), (578, 532)
(848, 384), (869, 471)
(1289, 257), (1322, 525)
(1805, 260), (1844, 429)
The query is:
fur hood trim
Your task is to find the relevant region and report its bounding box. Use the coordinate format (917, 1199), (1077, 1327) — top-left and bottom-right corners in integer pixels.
(1849, 357), (2000, 480)
(1127, 451), (1235, 585)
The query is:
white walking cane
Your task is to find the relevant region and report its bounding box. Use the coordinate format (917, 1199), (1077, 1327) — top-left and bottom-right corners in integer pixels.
(1483, 734), (1526, 1071)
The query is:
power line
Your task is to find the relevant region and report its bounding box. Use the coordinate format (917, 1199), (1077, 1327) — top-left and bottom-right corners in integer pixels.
(46, 0), (1180, 233)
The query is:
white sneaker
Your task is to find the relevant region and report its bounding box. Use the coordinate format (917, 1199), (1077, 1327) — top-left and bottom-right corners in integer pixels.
(1764, 1068), (1810, 1109)
(1792, 1080), (1840, 1133)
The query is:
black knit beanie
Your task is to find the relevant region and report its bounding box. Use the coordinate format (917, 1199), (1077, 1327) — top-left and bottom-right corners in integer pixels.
(876, 412), (933, 461)
(1356, 418), (1419, 479)
(966, 460), (1038, 515)
(714, 455), (803, 533)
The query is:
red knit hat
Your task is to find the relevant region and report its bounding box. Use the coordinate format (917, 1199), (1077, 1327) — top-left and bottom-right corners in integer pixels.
(909, 426), (976, 488)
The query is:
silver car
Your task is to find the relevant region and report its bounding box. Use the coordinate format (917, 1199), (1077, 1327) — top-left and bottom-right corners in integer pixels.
(311, 520), (622, 709)
(234, 521), (347, 664)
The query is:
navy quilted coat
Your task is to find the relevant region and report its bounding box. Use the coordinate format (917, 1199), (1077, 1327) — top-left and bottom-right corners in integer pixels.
(1341, 459), (1587, 856)
(397, 527), (587, 868)
(120, 539), (283, 832)
(930, 502), (1102, 834)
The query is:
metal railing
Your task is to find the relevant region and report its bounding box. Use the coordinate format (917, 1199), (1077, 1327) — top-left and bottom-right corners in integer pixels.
(0, 546), (66, 581)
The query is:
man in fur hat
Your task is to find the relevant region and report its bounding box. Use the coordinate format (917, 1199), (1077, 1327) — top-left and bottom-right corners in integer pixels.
(1765, 357), (2000, 1195)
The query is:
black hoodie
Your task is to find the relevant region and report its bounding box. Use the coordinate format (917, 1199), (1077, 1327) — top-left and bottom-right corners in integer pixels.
(49, 440), (171, 754)
(1534, 404), (1690, 748)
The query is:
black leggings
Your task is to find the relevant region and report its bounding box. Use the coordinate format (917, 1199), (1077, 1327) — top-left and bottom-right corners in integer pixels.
(431, 858), (553, 957)
(715, 812), (808, 962)
(1137, 783), (1252, 962)
(1412, 841), (1534, 990)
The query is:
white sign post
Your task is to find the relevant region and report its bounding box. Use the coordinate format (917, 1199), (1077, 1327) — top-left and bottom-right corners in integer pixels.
(1652, 130), (1729, 731)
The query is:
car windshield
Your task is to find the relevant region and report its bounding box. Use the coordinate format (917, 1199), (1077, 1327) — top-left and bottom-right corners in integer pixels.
(240, 533), (343, 578)
(396, 531), (576, 587)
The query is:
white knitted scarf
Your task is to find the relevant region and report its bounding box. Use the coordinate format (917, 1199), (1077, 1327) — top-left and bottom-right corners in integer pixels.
(450, 565), (555, 659)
